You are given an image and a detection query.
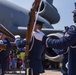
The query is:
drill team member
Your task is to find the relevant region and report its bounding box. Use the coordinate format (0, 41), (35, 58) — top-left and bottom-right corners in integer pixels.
(33, 3), (76, 75)
(0, 33), (11, 75)
(15, 20), (45, 75)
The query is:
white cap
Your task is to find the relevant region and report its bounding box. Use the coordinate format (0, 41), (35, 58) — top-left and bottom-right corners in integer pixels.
(15, 35), (21, 39)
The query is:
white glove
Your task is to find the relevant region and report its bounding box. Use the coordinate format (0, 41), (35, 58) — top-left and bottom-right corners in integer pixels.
(0, 40), (3, 44)
(15, 35), (21, 39)
(33, 29), (45, 41)
(15, 35), (21, 43)
(66, 62), (68, 69)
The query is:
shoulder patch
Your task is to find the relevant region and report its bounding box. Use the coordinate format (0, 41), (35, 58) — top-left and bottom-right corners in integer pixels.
(69, 25), (76, 31)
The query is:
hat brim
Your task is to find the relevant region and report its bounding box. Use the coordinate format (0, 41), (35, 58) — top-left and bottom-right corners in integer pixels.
(72, 10), (76, 13)
(36, 20), (44, 25)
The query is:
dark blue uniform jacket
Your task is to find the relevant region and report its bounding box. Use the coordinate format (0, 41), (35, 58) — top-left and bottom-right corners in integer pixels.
(15, 36), (45, 73)
(0, 38), (11, 70)
(43, 25), (76, 75)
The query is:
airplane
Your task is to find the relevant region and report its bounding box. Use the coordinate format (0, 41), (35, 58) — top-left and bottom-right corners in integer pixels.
(0, 0), (65, 62)
(0, 0), (63, 37)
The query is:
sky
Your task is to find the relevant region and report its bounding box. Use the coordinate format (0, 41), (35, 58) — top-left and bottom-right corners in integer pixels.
(7, 0), (76, 30)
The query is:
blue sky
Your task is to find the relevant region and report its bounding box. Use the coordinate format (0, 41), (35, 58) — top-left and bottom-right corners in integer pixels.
(7, 0), (76, 30)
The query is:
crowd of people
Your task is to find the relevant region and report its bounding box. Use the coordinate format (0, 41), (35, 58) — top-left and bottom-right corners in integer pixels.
(7, 50), (24, 72)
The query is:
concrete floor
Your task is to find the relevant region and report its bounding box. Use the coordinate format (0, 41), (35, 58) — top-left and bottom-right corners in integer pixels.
(41, 70), (62, 75)
(4, 70), (62, 75)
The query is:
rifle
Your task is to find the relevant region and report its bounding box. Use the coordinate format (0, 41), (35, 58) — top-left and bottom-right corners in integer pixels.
(25, 0), (41, 75)
(0, 42), (16, 50)
(0, 24), (15, 50)
(0, 44), (7, 50)
(0, 24), (15, 40)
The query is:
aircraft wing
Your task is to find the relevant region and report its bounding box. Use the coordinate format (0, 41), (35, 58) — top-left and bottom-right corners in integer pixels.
(0, 0), (64, 62)
(0, 0), (60, 32)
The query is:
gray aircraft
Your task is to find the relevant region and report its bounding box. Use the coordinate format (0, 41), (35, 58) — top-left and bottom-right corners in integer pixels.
(0, 0), (64, 62)
(0, 0), (63, 37)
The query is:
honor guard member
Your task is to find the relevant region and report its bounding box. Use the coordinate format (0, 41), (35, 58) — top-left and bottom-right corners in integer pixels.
(53, 26), (69, 75)
(33, 3), (76, 75)
(60, 26), (69, 75)
(0, 33), (11, 75)
(15, 20), (46, 75)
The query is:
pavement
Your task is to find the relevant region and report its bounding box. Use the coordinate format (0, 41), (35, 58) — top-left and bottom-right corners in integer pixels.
(40, 70), (62, 75)
(4, 70), (62, 75)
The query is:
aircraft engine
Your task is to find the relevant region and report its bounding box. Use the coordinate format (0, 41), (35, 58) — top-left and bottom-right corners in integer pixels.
(45, 33), (63, 62)
(37, 0), (60, 24)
